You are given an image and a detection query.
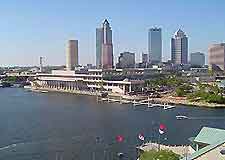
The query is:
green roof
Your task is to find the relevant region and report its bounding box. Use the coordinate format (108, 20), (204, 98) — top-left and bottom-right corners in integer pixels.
(181, 139), (225, 160)
(194, 127), (225, 145)
(181, 127), (225, 160)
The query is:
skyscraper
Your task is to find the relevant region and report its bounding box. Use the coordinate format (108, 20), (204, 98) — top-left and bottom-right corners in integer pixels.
(209, 43), (225, 71)
(142, 53), (148, 64)
(96, 28), (103, 68)
(171, 29), (188, 64)
(148, 27), (162, 63)
(39, 56), (43, 72)
(116, 52), (135, 69)
(190, 52), (205, 66)
(96, 19), (113, 69)
(66, 40), (78, 71)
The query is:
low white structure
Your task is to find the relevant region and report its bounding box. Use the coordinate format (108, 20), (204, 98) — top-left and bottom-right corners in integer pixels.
(33, 69), (144, 95)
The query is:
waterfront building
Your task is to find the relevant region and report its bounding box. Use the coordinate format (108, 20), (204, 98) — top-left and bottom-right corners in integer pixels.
(142, 53), (148, 64)
(208, 43), (225, 71)
(96, 19), (113, 69)
(183, 127), (225, 160)
(33, 69), (147, 95)
(117, 52), (135, 69)
(190, 52), (205, 66)
(171, 29), (188, 64)
(148, 27), (162, 63)
(66, 40), (78, 71)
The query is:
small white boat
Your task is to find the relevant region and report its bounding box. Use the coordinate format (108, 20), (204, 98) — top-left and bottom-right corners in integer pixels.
(32, 90), (48, 93)
(164, 104), (175, 110)
(40, 90), (48, 93)
(24, 85), (32, 89)
(176, 115), (188, 120)
(117, 152), (124, 158)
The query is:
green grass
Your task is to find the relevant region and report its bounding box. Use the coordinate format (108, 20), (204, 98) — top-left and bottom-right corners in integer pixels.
(140, 150), (180, 160)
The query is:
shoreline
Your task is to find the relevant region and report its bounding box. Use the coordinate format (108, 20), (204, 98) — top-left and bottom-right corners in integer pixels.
(154, 96), (225, 108)
(30, 87), (225, 108)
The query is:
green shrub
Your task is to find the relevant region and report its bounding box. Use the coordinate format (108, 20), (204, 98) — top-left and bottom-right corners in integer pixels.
(140, 150), (180, 160)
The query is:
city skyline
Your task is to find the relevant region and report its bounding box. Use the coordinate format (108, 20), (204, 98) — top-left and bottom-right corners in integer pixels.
(0, 0), (225, 66)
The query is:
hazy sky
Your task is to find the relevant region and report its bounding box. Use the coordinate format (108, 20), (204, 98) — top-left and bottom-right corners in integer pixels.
(0, 0), (225, 66)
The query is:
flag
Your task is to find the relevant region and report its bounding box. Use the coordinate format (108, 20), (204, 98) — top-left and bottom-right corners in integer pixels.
(138, 133), (145, 141)
(159, 124), (166, 134)
(116, 135), (124, 143)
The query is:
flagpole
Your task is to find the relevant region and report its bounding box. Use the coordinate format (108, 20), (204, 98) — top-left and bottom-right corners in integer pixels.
(158, 132), (161, 151)
(158, 123), (166, 151)
(92, 151), (95, 160)
(137, 145), (140, 160)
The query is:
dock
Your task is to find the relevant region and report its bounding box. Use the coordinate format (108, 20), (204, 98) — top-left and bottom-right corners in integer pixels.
(97, 95), (176, 110)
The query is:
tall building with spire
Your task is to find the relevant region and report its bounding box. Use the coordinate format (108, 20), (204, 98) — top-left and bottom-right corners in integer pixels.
(96, 19), (113, 69)
(171, 29), (188, 64)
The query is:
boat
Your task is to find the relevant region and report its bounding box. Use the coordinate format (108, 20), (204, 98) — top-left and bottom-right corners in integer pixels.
(24, 85), (32, 89)
(163, 104), (175, 110)
(176, 115), (188, 120)
(117, 152), (124, 158)
(40, 90), (49, 93)
(32, 89), (48, 93)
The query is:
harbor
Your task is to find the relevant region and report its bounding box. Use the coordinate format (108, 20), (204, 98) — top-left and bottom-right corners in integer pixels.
(97, 95), (176, 110)
(1, 88), (225, 159)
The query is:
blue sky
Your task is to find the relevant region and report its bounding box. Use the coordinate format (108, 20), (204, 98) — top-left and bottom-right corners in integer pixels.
(0, 0), (225, 66)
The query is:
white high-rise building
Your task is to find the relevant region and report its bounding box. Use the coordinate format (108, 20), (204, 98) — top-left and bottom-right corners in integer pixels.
(171, 29), (188, 64)
(148, 27), (162, 63)
(66, 40), (78, 71)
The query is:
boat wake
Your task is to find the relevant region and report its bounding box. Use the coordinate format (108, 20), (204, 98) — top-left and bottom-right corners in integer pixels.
(188, 116), (225, 120)
(0, 135), (86, 152)
(176, 115), (225, 120)
(0, 143), (22, 151)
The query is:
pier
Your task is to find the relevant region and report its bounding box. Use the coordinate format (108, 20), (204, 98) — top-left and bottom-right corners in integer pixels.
(97, 95), (176, 110)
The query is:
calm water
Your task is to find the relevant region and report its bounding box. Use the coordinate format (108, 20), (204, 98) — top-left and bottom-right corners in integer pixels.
(0, 88), (225, 160)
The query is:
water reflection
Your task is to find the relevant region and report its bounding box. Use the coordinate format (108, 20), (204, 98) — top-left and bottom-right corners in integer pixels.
(0, 88), (225, 159)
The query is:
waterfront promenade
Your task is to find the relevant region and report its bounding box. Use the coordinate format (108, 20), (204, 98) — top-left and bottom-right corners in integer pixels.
(155, 96), (225, 108)
(32, 85), (225, 108)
